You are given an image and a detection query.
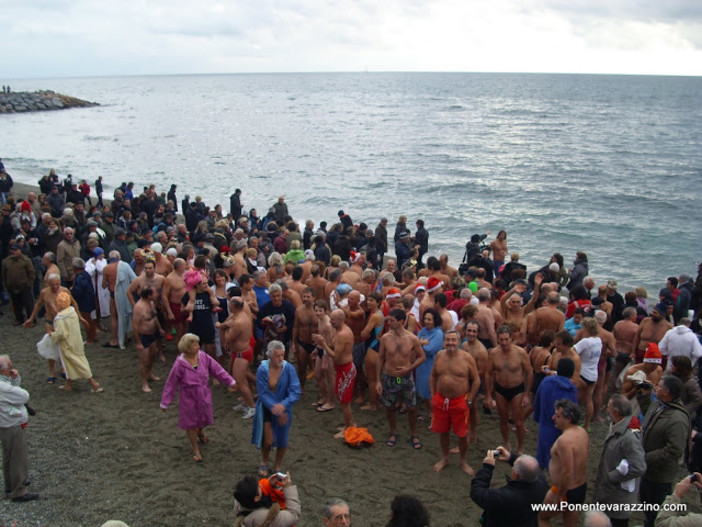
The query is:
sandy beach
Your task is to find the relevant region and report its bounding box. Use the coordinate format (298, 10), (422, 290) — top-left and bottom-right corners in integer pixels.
(1, 182), (700, 527)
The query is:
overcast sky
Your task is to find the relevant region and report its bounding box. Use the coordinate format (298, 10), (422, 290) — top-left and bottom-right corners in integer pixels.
(3, 0), (701, 78)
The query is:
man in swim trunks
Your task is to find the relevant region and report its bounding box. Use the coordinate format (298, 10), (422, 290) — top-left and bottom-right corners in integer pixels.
(485, 325), (532, 454)
(376, 309), (425, 450)
(430, 330), (480, 475)
(632, 302), (672, 364)
(222, 296), (256, 418)
(342, 290), (367, 401)
(313, 309), (356, 439)
(292, 287), (318, 389)
(132, 287), (164, 393)
(612, 306), (638, 377)
(128, 258), (166, 360)
(539, 399), (589, 527)
(163, 258), (187, 343)
(461, 320), (488, 442)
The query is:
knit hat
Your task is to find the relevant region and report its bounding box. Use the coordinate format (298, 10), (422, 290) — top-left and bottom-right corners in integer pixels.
(427, 277), (442, 293)
(643, 343), (662, 364)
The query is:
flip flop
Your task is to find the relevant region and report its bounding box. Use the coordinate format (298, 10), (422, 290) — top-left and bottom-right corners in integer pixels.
(92, 387), (104, 394)
(193, 452), (203, 462)
(410, 435), (423, 450)
(46, 377), (56, 384)
(102, 342), (119, 348)
(316, 404), (335, 413)
(386, 433), (398, 447)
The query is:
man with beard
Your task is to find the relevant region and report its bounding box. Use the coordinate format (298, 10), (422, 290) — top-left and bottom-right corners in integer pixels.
(633, 302), (673, 364)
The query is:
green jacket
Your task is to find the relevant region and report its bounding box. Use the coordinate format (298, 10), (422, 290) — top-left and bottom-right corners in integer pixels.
(638, 394), (690, 483)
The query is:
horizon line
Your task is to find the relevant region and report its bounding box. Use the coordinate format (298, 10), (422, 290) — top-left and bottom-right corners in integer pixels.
(6, 70), (702, 82)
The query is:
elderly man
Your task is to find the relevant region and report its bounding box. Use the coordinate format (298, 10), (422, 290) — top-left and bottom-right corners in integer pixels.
(322, 498), (351, 527)
(0, 355), (39, 502)
(470, 447), (548, 527)
(593, 394), (646, 527)
(56, 226), (81, 287)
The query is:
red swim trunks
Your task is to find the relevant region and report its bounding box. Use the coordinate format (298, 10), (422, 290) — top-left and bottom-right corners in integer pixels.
(430, 392), (470, 437)
(237, 337), (256, 363)
(169, 302), (185, 324)
(334, 362), (356, 404)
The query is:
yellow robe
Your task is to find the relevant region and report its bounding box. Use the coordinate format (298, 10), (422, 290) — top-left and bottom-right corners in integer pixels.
(51, 306), (92, 380)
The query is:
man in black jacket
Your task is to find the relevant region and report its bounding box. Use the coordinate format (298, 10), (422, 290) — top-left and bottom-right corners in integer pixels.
(470, 447), (548, 527)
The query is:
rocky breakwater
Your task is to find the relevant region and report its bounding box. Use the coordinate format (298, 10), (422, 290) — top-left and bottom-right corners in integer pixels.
(0, 90), (99, 113)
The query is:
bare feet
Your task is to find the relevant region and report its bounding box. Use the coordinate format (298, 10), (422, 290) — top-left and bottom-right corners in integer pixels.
(360, 404), (378, 411)
(317, 403), (335, 412)
(149, 374), (161, 381)
(433, 458), (449, 472)
(460, 462), (475, 476)
(142, 385), (152, 393)
(333, 429), (346, 439)
(449, 446), (460, 454)
(354, 395), (365, 404)
(159, 353), (166, 363)
(193, 452), (202, 462)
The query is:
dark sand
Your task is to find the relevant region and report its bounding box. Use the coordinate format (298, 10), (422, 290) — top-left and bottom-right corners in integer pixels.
(2, 182), (700, 527)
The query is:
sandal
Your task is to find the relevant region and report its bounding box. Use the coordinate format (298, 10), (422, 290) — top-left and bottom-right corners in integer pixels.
(198, 432), (209, 444)
(258, 464), (270, 477)
(386, 433), (398, 447)
(46, 377), (56, 384)
(410, 435), (423, 450)
(193, 452), (203, 462)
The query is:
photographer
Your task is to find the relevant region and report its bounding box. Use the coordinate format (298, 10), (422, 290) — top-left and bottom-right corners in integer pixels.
(637, 376), (691, 527)
(655, 473), (702, 527)
(233, 471), (300, 527)
(470, 447), (548, 527)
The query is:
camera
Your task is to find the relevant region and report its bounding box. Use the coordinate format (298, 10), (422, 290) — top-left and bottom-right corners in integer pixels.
(492, 450), (501, 458)
(636, 380), (653, 390)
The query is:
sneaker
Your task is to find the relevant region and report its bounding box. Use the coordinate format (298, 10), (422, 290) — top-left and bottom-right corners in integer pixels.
(232, 404), (245, 412)
(242, 407), (256, 419)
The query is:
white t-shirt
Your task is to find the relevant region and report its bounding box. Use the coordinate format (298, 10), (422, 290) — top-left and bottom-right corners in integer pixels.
(575, 336), (602, 382)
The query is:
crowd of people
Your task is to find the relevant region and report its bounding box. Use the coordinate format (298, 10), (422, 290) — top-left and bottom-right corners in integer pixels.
(1, 162), (702, 526)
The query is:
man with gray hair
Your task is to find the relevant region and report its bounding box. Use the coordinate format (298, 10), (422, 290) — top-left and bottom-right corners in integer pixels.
(56, 226), (81, 287)
(322, 498), (351, 527)
(593, 394), (646, 527)
(0, 354), (38, 502)
(470, 446), (547, 527)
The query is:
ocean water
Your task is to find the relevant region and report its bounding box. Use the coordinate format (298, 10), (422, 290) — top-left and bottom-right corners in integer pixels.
(1, 72), (701, 293)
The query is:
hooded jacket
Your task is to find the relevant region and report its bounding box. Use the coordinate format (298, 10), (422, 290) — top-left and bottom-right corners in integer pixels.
(638, 394), (691, 483)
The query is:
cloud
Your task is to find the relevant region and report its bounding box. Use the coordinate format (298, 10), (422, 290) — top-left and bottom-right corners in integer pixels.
(1, 0), (701, 77)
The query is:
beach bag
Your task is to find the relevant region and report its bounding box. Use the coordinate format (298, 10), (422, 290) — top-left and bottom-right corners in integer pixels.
(344, 426), (375, 448)
(36, 333), (60, 361)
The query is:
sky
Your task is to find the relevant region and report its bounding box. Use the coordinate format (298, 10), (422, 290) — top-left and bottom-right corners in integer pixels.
(3, 0), (702, 78)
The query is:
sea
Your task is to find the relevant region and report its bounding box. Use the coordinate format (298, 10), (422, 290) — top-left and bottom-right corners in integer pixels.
(1, 72), (701, 294)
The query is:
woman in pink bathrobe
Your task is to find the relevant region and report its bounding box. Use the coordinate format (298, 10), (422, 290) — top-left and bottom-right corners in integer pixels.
(160, 333), (236, 461)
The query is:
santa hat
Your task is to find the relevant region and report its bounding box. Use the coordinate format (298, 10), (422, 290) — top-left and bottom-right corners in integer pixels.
(20, 201), (32, 213)
(385, 288), (401, 299)
(427, 277), (442, 293)
(414, 284), (426, 295)
(349, 251), (360, 264)
(643, 343), (662, 364)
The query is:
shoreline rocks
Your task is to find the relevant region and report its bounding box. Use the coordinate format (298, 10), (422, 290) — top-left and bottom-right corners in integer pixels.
(0, 90), (99, 114)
